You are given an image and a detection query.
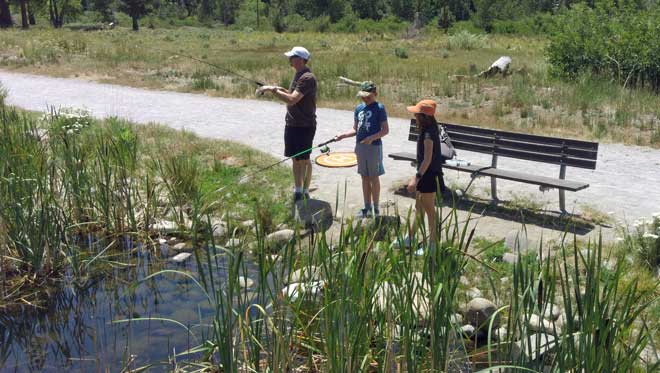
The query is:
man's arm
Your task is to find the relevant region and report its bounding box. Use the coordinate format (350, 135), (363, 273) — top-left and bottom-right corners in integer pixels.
(272, 87), (304, 106)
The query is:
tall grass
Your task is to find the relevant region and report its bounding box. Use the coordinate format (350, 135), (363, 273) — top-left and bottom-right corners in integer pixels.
(134, 199), (658, 371)
(0, 102), (291, 307)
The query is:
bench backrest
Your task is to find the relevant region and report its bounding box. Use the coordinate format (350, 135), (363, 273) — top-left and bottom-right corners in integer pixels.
(407, 120), (599, 170)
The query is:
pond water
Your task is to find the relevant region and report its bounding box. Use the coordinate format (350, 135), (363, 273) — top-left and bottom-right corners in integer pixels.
(0, 243), (258, 372)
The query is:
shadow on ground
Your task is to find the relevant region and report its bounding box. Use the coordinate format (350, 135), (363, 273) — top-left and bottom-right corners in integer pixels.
(392, 186), (599, 236)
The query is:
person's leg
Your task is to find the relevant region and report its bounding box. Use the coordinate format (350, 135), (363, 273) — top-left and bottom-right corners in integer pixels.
(361, 176), (372, 208)
(370, 176), (380, 213)
(421, 192), (437, 245)
(292, 160), (304, 189)
(414, 191), (425, 239)
(302, 159), (312, 192)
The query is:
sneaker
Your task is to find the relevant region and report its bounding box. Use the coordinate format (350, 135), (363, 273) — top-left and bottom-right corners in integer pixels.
(359, 208), (373, 218)
(294, 192), (303, 202)
(304, 192), (311, 200)
(373, 208), (380, 217)
(390, 235), (412, 249)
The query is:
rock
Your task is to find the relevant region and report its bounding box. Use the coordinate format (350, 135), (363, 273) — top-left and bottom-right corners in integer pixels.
(460, 276), (470, 286)
(542, 304), (562, 321)
(528, 314), (560, 335)
(502, 252), (518, 264)
(450, 313), (463, 325)
(171, 252), (192, 263)
(288, 266), (321, 284)
(154, 220), (178, 233)
(240, 220), (256, 231)
(493, 326), (508, 341)
(373, 281), (429, 323)
(239, 276), (254, 289)
(293, 199), (333, 231)
(466, 287), (482, 299)
(173, 242), (189, 252)
(225, 238), (241, 248)
(500, 277), (509, 284)
(460, 324), (475, 338)
(512, 333), (556, 361)
(211, 218), (227, 237)
(158, 238), (167, 244)
(281, 281), (325, 302)
(465, 298), (500, 330)
(266, 229), (296, 251)
(169, 237), (177, 243)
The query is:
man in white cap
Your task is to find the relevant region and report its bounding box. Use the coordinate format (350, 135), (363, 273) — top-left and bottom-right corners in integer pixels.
(262, 46), (317, 202)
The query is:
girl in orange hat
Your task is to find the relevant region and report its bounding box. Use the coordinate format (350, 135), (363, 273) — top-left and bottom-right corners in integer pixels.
(406, 99), (446, 251)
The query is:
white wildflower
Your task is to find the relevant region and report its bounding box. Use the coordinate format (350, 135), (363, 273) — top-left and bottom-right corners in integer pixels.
(642, 233), (659, 239)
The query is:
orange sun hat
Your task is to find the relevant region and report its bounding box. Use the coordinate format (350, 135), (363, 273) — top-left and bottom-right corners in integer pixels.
(406, 99), (437, 116)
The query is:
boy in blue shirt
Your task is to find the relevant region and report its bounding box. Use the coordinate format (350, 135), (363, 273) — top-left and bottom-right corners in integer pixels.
(335, 81), (389, 217)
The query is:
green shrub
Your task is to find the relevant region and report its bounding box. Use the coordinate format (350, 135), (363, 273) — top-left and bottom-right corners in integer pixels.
(394, 47), (409, 59)
(447, 30), (487, 50)
(547, 4), (660, 91)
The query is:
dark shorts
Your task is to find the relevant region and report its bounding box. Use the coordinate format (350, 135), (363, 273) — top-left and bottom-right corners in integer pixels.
(285, 126), (316, 160)
(417, 171), (445, 194)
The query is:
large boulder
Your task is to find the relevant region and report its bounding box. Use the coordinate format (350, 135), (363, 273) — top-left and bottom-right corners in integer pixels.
(288, 265), (321, 284)
(512, 333), (557, 361)
(293, 199), (333, 232)
(465, 298), (500, 330)
(266, 229), (296, 252)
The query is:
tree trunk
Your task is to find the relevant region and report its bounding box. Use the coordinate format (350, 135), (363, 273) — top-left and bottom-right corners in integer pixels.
(132, 15), (139, 31)
(0, 0), (12, 28)
(20, 0), (29, 29)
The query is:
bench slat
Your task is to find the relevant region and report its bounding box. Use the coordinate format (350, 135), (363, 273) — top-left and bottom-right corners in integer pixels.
(441, 122), (599, 151)
(388, 152), (589, 191)
(450, 140), (598, 169)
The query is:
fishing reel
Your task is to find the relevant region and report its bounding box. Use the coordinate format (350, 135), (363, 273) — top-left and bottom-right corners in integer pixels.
(320, 145), (331, 154)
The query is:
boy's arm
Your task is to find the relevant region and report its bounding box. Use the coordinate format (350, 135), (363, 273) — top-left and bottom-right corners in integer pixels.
(360, 120), (389, 144)
(336, 120), (358, 141)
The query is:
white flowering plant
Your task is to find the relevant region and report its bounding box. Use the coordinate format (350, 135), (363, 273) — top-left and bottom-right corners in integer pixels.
(624, 213), (660, 269)
(43, 107), (94, 136)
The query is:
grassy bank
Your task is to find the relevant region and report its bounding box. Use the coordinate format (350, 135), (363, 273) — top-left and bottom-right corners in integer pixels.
(0, 101), (291, 309)
(1, 26), (660, 146)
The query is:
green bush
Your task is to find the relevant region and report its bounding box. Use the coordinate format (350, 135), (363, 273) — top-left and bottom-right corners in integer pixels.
(447, 30), (487, 50)
(547, 4), (660, 91)
(491, 13), (556, 35)
(394, 47), (408, 59)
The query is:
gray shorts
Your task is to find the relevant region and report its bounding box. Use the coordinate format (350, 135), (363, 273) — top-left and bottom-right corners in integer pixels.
(355, 143), (385, 177)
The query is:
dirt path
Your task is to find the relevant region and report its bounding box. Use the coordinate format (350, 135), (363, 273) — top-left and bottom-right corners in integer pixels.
(3, 70), (659, 243)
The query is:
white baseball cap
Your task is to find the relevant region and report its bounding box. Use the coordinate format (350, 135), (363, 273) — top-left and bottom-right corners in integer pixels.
(284, 46), (310, 61)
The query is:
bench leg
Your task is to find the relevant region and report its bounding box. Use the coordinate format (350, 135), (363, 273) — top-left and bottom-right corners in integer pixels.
(559, 190), (566, 214)
(558, 165), (567, 214)
(490, 154), (499, 204)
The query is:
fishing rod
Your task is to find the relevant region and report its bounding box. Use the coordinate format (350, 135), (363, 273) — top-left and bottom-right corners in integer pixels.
(215, 137), (337, 193)
(146, 46), (266, 87)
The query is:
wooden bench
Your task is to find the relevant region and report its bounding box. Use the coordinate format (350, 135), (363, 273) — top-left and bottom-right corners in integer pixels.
(389, 120), (599, 213)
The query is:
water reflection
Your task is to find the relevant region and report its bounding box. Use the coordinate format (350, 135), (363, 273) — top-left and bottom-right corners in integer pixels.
(0, 244), (236, 372)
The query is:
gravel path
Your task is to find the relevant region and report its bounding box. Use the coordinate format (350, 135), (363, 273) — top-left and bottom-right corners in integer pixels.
(3, 70), (659, 242)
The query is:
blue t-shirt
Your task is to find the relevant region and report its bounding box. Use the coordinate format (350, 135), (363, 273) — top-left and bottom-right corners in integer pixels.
(355, 102), (387, 145)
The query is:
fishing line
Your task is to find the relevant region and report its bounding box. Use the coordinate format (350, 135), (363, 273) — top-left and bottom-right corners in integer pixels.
(215, 137), (336, 193)
(143, 46), (266, 87)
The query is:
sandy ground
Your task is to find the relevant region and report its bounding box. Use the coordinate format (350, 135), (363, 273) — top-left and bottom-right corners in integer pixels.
(3, 70), (660, 244)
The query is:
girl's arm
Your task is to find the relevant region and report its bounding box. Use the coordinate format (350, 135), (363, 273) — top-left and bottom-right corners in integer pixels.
(407, 138), (434, 192)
